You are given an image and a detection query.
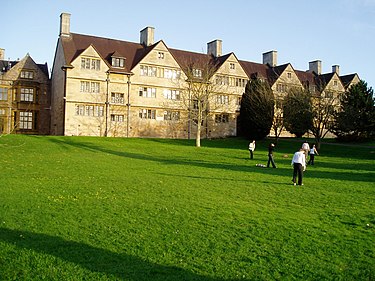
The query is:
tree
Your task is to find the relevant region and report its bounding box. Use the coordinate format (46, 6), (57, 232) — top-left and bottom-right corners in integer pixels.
(309, 89), (337, 148)
(271, 97), (285, 144)
(333, 80), (375, 141)
(240, 78), (274, 139)
(176, 59), (222, 147)
(283, 87), (312, 138)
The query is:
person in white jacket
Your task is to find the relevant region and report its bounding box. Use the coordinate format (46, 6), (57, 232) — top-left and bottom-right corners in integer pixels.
(248, 140), (255, 159)
(291, 148), (306, 186)
(308, 144), (319, 165)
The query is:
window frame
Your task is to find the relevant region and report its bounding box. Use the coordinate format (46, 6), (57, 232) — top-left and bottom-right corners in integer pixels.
(19, 111), (33, 129)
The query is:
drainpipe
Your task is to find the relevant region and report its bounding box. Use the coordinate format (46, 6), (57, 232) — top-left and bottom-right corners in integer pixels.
(105, 73), (110, 137)
(126, 74), (132, 138)
(188, 85), (191, 140)
(61, 66), (68, 136)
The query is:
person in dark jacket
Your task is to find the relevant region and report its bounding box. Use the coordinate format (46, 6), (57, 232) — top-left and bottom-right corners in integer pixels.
(267, 143), (277, 168)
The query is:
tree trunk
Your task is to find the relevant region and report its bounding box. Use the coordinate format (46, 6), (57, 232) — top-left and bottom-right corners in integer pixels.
(196, 121), (201, 147)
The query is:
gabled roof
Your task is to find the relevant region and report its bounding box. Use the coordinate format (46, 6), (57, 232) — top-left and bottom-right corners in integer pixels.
(0, 59), (49, 77)
(169, 48), (212, 70)
(295, 70), (316, 88)
(239, 60), (269, 80)
(340, 73), (359, 89)
(60, 33), (154, 73)
(0, 60), (18, 72)
(267, 63), (290, 85)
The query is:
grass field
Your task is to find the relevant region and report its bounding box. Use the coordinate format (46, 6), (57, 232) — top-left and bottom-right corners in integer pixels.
(0, 135), (374, 280)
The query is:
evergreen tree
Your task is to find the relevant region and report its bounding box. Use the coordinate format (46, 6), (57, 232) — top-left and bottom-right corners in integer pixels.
(283, 88), (313, 138)
(240, 78), (274, 139)
(334, 80), (375, 140)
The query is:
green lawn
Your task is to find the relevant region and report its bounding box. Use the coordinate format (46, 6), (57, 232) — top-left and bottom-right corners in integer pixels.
(0, 135), (374, 280)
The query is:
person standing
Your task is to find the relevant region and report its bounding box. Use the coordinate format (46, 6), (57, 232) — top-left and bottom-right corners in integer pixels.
(302, 142), (310, 160)
(291, 148), (306, 186)
(308, 144), (319, 165)
(248, 140), (256, 159)
(267, 143), (277, 168)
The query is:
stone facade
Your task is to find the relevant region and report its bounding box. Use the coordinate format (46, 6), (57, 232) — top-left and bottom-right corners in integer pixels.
(0, 52), (50, 135)
(51, 13), (360, 139)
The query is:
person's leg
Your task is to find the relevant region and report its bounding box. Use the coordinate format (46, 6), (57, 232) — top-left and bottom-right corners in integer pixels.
(292, 163), (298, 184)
(250, 150), (253, 159)
(267, 155), (271, 167)
(311, 154), (314, 165)
(271, 155), (276, 168)
(297, 164), (303, 185)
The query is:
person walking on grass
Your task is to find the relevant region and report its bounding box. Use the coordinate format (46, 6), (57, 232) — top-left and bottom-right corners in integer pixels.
(248, 140), (256, 159)
(292, 148), (306, 186)
(302, 141), (310, 160)
(308, 144), (319, 165)
(267, 143), (277, 168)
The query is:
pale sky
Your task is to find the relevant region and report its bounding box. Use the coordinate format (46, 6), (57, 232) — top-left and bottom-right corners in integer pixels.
(1, 0), (374, 88)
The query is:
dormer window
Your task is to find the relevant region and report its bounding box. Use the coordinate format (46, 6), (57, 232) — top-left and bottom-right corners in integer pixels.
(193, 68), (202, 78)
(20, 70), (34, 79)
(112, 57), (125, 68)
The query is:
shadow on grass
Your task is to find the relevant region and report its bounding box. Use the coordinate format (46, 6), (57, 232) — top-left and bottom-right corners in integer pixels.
(46, 137), (374, 183)
(0, 227), (240, 281)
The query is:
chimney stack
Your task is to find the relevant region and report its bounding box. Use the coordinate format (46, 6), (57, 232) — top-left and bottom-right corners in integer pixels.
(60, 13), (71, 38)
(263, 50), (277, 67)
(0, 48), (4, 60)
(332, 65), (340, 75)
(140, 26), (155, 47)
(309, 60), (322, 75)
(207, 39), (222, 57)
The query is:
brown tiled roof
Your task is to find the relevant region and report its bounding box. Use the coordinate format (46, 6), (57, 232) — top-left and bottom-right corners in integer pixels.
(61, 33), (153, 73)
(169, 48), (212, 70)
(0, 60), (49, 77)
(239, 60), (269, 80)
(315, 72), (336, 90)
(267, 63), (290, 85)
(340, 73), (357, 88)
(295, 70), (316, 88)
(59, 32), (355, 92)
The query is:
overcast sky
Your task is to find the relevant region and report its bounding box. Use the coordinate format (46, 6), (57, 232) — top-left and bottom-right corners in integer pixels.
(1, 0), (374, 88)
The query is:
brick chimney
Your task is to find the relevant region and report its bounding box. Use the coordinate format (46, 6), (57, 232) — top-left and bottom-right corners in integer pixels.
(0, 48), (4, 60)
(332, 65), (340, 75)
(60, 13), (71, 38)
(309, 60), (322, 75)
(263, 50), (277, 67)
(140, 26), (155, 46)
(207, 39), (222, 57)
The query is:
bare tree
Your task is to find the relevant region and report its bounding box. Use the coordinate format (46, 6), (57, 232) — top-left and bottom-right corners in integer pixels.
(173, 59), (226, 147)
(271, 97), (285, 143)
(309, 90), (338, 149)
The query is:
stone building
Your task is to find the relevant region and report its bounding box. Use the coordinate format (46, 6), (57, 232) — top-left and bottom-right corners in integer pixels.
(0, 49), (50, 135)
(51, 13), (360, 138)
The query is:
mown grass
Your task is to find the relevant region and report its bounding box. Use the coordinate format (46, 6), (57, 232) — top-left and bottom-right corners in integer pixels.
(0, 135), (374, 280)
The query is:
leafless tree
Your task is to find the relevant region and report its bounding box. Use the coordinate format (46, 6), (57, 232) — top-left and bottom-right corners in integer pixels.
(170, 59), (226, 147)
(309, 89), (338, 149)
(271, 97), (284, 143)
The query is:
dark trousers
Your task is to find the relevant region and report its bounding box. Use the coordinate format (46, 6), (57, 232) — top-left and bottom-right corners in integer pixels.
(293, 163), (303, 185)
(308, 154), (315, 165)
(249, 150), (253, 159)
(267, 154), (276, 168)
